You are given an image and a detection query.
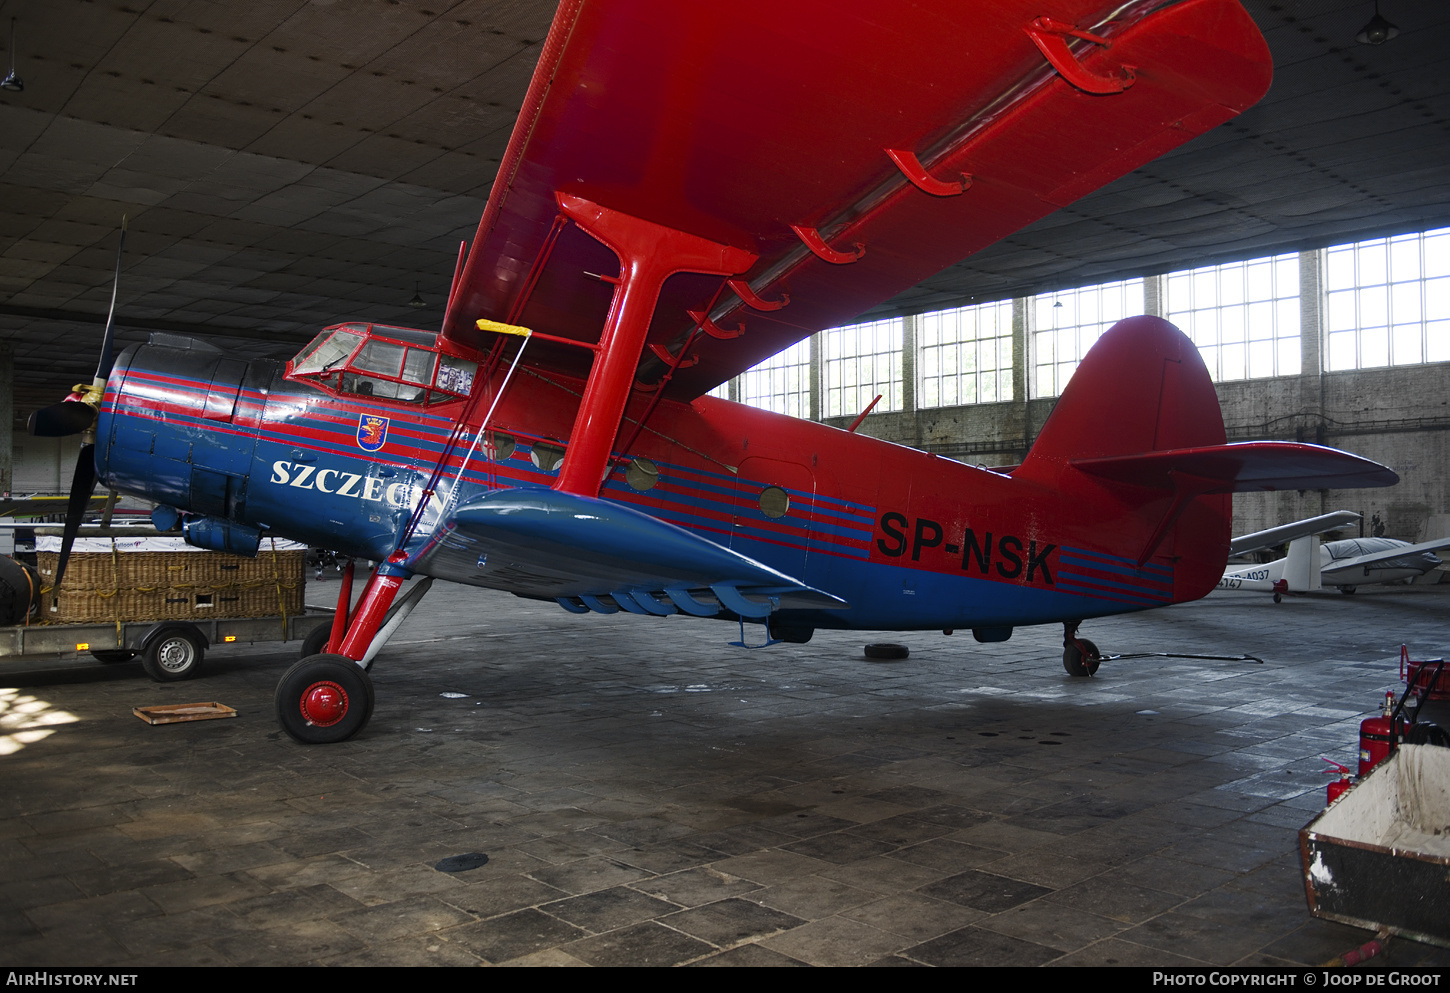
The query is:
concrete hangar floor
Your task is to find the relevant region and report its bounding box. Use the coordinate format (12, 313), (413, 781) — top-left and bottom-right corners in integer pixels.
(3, 580), (1449, 968)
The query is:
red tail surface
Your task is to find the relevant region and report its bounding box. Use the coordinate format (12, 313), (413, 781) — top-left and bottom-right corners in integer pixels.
(1019, 316), (1226, 474)
(1014, 316), (1394, 600)
(1016, 316), (1232, 599)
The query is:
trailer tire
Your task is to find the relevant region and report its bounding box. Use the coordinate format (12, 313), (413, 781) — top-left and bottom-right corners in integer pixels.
(141, 630), (205, 682)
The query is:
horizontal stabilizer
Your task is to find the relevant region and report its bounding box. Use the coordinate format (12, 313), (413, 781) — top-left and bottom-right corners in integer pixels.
(1231, 510), (1363, 556)
(1071, 443), (1398, 494)
(408, 488), (846, 616)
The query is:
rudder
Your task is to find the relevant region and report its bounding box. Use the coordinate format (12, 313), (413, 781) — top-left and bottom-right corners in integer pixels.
(1016, 316), (1225, 483)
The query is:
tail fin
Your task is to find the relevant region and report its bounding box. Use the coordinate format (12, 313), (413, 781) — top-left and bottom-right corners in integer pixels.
(1017, 316), (1225, 481)
(1012, 316), (1394, 592)
(1283, 535), (1323, 592)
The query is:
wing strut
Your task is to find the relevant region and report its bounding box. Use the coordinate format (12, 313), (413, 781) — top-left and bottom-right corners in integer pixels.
(550, 193), (756, 497)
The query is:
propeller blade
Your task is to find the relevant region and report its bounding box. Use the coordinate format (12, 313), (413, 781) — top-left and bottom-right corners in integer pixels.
(27, 400), (97, 438)
(51, 444), (98, 593)
(94, 217), (127, 386)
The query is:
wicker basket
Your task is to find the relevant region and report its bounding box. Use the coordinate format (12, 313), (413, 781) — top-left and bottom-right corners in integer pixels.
(38, 543), (305, 624)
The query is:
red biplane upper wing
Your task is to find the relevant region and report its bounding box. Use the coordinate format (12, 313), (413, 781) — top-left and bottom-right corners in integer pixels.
(441, 0), (1272, 400)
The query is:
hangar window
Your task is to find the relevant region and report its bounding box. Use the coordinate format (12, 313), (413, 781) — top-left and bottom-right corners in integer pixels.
(739, 338), (811, 418)
(919, 299), (1014, 407)
(1166, 253), (1300, 381)
(1032, 278), (1144, 398)
(1324, 227), (1450, 371)
(823, 316), (903, 417)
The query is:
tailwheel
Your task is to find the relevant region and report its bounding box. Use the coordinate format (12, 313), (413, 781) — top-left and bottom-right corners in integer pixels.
(1063, 637), (1101, 677)
(276, 655), (374, 744)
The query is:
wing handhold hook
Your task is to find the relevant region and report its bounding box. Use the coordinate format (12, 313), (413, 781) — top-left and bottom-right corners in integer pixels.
(885, 149), (971, 197)
(648, 343), (699, 367)
(726, 277), (788, 312)
(791, 224), (866, 265)
(1025, 16), (1135, 95)
(687, 308), (744, 341)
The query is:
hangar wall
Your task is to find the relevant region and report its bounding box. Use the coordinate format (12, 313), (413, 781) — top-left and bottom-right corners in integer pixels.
(817, 365), (1448, 542)
(794, 246), (1450, 543)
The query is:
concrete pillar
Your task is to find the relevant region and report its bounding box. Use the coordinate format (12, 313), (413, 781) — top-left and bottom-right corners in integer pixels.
(728, 375), (741, 404)
(901, 313), (917, 414)
(808, 332), (821, 422)
(1298, 248), (1327, 516)
(1013, 296), (1031, 444)
(1144, 273), (1167, 318)
(0, 342), (11, 497)
(1299, 249), (1324, 385)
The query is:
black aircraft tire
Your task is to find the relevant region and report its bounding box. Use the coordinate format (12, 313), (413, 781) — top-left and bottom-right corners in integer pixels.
(276, 655), (374, 745)
(865, 643), (909, 660)
(299, 624), (332, 659)
(1063, 638), (1100, 677)
(141, 630), (205, 682)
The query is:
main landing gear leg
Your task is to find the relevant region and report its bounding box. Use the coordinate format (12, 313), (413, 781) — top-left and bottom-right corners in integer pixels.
(276, 556), (415, 744)
(1062, 621), (1101, 677)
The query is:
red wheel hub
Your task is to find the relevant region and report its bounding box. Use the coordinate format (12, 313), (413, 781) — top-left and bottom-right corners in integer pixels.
(300, 680), (349, 727)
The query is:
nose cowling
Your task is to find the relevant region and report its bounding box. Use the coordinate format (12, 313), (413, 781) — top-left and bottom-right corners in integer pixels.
(98, 333), (275, 539)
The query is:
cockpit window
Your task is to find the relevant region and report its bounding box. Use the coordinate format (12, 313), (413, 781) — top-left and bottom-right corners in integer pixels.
(292, 329), (363, 376)
(353, 341), (406, 378)
(437, 355), (476, 395)
(288, 324), (476, 406)
(404, 348), (438, 385)
(339, 373), (427, 402)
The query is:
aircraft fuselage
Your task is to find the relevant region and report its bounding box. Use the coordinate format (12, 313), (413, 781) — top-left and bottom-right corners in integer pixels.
(97, 331), (1231, 637)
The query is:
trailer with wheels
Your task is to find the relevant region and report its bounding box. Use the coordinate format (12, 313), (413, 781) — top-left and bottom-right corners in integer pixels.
(0, 609), (335, 680)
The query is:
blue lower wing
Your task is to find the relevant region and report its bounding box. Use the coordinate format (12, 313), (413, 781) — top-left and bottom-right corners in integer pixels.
(408, 488), (847, 618)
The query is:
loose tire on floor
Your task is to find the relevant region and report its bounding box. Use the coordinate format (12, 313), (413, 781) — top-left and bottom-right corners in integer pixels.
(140, 630), (205, 682)
(865, 643), (909, 660)
(275, 655), (374, 744)
(1063, 637), (1100, 677)
(90, 649), (135, 664)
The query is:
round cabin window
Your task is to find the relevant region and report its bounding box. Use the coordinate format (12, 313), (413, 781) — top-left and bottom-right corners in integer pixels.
(485, 432), (516, 462)
(625, 457), (659, 491)
(758, 485), (790, 519)
(530, 442), (566, 472)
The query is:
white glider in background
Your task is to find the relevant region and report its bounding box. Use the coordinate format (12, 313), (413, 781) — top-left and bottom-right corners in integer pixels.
(1218, 511), (1450, 600)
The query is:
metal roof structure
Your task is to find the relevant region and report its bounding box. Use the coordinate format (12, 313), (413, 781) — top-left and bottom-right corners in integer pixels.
(1, 0), (1447, 411)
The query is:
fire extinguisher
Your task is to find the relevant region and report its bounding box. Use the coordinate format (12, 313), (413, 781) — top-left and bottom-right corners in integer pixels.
(1322, 758), (1353, 805)
(1358, 690), (1398, 777)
